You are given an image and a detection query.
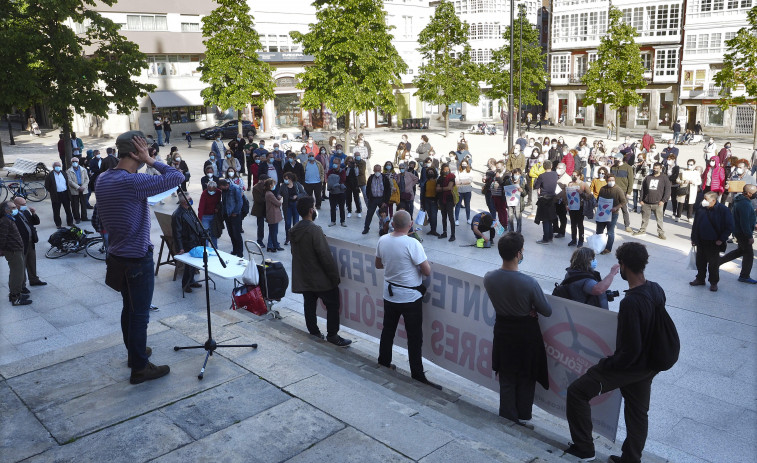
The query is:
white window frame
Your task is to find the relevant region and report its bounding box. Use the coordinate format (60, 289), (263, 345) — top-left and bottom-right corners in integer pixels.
(551, 54), (570, 80)
(654, 48), (678, 78)
(126, 14), (168, 32)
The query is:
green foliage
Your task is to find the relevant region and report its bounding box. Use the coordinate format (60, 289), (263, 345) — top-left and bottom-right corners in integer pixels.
(0, 0), (154, 128)
(198, 0), (274, 111)
(414, 1), (482, 109)
(291, 0), (406, 120)
(582, 6), (646, 112)
(713, 6), (757, 107)
(486, 8), (547, 108)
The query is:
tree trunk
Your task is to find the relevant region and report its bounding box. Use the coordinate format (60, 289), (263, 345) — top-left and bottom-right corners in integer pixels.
(237, 109), (244, 138)
(0, 137), (5, 169)
(6, 115), (15, 146)
(753, 103), (757, 150)
(62, 122), (73, 169)
(344, 113), (351, 155)
(615, 110), (620, 142)
(444, 106), (449, 138)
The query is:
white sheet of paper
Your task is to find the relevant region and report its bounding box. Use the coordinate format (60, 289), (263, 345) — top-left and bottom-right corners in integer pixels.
(147, 189), (175, 205)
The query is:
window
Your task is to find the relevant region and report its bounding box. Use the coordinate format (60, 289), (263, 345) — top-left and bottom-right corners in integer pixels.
(181, 23), (200, 32)
(403, 16), (413, 39)
(152, 106), (207, 124)
(147, 55), (202, 77)
(73, 19), (91, 34)
(126, 15), (168, 31)
(551, 55), (569, 80)
(622, 4), (680, 37)
(654, 49), (678, 77)
(706, 106), (724, 126)
(641, 53), (652, 72)
(553, 11), (607, 44)
(574, 54), (587, 78)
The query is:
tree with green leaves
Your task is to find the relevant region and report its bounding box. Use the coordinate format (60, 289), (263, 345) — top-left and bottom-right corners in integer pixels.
(291, 0), (406, 153)
(198, 0), (274, 138)
(582, 6), (646, 141)
(713, 6), (757, 149)
(0, 0), (154, 168)
(414, 0), (482, 137)
(486, 7), (547, 126)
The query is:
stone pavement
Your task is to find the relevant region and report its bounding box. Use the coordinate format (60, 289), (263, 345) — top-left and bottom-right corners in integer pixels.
(1, 127), (755, 462)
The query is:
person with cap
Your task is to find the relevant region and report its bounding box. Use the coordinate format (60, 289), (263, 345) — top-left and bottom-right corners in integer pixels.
(12, 197), (46, 287)
(44, 161), (74, 229)
(66, 156), (90, 223)
(96, 130), (184, 384)
(1, 201), (32, 305)
(172, 194), (203, 292)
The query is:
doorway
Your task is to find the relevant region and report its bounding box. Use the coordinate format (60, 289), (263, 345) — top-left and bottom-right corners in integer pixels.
(686, 106), (697, 132)
(595, 103), (605, 127)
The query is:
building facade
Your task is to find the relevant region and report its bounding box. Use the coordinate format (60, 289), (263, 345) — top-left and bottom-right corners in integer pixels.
(680, 0), (756, 136)
(548, 0), (684, 131)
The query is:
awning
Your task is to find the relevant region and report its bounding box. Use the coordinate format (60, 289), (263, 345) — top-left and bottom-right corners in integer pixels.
(148, 90), (205, 108)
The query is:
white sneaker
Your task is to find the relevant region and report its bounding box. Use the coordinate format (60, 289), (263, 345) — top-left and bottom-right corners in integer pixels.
(347, 212), (352, 218)
(357, 213), (362, 218)
(455, 220), (460, 226)
(467, 218), (472, 224)
(674, 216), (679, 222)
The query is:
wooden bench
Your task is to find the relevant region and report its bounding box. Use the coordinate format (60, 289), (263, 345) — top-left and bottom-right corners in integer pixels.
(6, 158), (49, 177)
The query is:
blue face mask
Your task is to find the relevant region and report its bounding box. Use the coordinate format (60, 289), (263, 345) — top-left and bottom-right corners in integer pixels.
(255, 159), (260, 164)
(333, 164), (339, 169)
(19, 205), (27, 211)
(289, 159), (295, 164)
(11, 209), (19, 216)
(590, 259), (598, 270)
(54, 166), (62, 172)
(518, 251), (524, 265)
(210, 156), (215, 161)
(400, 168), (405, 173)
(308, 156), (314, 161)
(208, 190), (216, 196)
(355, 156), (361, 161)
(72, 162), (79, 168)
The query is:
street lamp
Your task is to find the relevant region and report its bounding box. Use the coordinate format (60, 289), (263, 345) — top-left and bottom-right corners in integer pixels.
(507, 0), (514, 150)
(518, 4), (524, 136)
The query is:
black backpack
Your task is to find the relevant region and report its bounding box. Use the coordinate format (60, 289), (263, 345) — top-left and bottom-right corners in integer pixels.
(240, 194), (250, 219)
(552, 272), (601, 307)
(640, 291), (680, 371)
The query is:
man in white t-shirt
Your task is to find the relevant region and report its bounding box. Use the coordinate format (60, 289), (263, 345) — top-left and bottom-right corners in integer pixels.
(375, 210), (439, 389)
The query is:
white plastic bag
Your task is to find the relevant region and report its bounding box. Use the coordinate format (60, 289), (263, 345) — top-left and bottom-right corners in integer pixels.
(687, 246), (697, 270)
(242, 260), (259, 286)
(587, 234), (608, 254)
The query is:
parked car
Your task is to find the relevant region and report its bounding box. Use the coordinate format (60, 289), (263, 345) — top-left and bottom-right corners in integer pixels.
(200, 120), (256, 139)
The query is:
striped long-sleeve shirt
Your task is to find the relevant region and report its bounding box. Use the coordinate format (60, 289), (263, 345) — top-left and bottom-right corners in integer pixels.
(97, 162), (185, 258)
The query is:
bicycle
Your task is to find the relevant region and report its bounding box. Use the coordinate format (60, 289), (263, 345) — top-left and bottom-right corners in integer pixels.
(45, 226), (107, 261)
(0, 176), (48, 203)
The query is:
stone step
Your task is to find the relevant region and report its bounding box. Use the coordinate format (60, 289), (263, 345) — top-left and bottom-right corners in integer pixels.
(225, 306), (670, 462)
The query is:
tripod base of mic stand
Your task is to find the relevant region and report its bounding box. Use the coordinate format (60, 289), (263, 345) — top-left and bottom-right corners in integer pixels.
(174, 339), (258, 380)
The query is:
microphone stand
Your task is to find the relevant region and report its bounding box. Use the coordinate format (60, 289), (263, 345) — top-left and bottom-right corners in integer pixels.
(173, 188), (257, 379)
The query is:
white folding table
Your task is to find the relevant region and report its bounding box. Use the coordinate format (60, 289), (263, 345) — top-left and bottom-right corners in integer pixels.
(174, 250), (248, 298)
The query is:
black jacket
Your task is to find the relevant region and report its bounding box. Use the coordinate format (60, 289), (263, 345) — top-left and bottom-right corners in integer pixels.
(20, 210), (40, 244)
(283, 160), (306, 184)
(598, 281), (663, 371)
(171, 206), (203, 252)
(201, 174), (221, 191)
(641, 173), (671, 204)
(692, 203), (734, 245)
(366, 173), (391, 203)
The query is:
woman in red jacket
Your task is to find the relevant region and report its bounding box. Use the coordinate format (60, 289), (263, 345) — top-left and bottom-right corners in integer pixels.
(701, 156), (726, 199)
(197, 181), (222, 248)
(561, 149), (577, 176)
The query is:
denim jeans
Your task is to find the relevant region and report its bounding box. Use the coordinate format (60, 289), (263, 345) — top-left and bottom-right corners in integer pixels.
(542, 220), (553, 242)
(455, 191), (472, 221)
(200, 215), (218, 248)
(595, 212), (619, 251)
(267, 222), (280, 249)
(507, 205), (522, 233)
(156, 129), (163, 146)
(424, 197), (438, 233)
(114, 253), (154, 371)
(285, 203), (299, 241)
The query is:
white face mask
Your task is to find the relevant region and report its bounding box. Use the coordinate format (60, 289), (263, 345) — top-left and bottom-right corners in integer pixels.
(174, 157), (181, 162)
(228, 172), (235, 177)
(709, 161), (716, 167)
(557, 169), (566, 176)
(701, 199), (710, 208)
(736, 167), (745, 174)
(607, 181), (616, 187)
(687, 164), (694, 170)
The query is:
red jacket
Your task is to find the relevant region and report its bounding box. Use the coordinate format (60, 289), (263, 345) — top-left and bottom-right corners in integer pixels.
(561, 153), (575, 175)
(642, 133), (654, 152)
(701, 157), (726, 194)
(197, 189), (221, 221)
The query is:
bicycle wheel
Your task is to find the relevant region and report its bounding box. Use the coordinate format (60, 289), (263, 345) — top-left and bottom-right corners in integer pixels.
(21, 181), (48, 202)
(85, 238), (107, 261)
(46, 244), (71, 259)
(0, 184), (8, 202)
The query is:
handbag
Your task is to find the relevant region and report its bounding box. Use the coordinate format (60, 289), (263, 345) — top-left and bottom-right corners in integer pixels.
(687, 246), (697, 270)
(415, 209), (427, 227)
(389, 178), (400, 204)
(451, 185), (459, 204)
(583, 194), (596, 219)
(232, 285), (267, 316)
(241, 259), (259, 286)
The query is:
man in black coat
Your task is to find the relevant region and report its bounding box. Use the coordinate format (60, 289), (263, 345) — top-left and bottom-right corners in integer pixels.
(88, 148), (119, 193)
(13, 197), (46, 286)
(283, 152), (306, 185)
(690, 191), (734, 292)
(171, 195), (203, 292)
(362, 164), (391, 234)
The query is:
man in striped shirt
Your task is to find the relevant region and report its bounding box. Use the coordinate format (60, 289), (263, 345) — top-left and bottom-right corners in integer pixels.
(97, 131), (185, 384)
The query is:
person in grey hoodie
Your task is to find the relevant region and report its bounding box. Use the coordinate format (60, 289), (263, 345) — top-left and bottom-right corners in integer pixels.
(289, 196), (352, 347)
(565, 242), (666, 463)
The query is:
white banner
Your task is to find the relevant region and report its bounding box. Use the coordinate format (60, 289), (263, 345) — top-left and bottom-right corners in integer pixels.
(567, 187), (581, 211)
(323, 237), (622, 441)
(596, 197), (613, 223)
(503, 185), (521, 207)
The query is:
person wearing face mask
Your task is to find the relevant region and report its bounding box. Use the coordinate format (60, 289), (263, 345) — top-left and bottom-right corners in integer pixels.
(591, 167), (608, 199)
(229, 133), (247, 176)
(484, 232), (552, 426)
(565, 172), (590, 247)
(724, 160), (756, 204)
(221, 150), (241, 174)
(560, 149), (577, 176)
(435, 163), (457, 241)
(609, 154), (634, 232)
(396, 162), (419, 215)
(201, 165), (219, 191)
(566, 242), (665, 463)
(281, 172), (306, 245)
(44, 161), (75, 228)
(261, 151), (283, 195)
(505, 168), (527, 233)
(690, 191), (734, 292)
(66, 157), (90, 224)
(171, 195), (203, 293)
(204, 151), (221, 177)
(661, 141), (679, 162)
(353, 137), (370, 160)
(330, 143), (346, 168)
(551, 163), (571, 239)
(557, 247), (620, 309)
(263, 178), (285, 252)
(699, 156), (726, 204)
(352, 149), (368, 204)
(662, 155), (680, 218)
(283, 152), (306, 185)
(675, 159), (702, 223)
(534, 160), (558, 244)
(362, 164), (391, 234)
(302, 152), (325, 209)
(1, 201), (32, 306)
(226, 168), (245, 191)
(633, 162), (671, 240)
(171, 154), (190, 199)
(547, 139), (561, 166)
(12, 197), (46, 288)
(316, 146), (331, 201)
(421, 166), (440, 236)
(416, 135), (432, 162)
(211, 134), (226, 160)
(719, 184), (757, 284)
(527, 156), (546, 210)
(481, 159), (499, 221)
(703, 138), (717, 161)
(88, 147), (118, 194)
(197, 181), (222, 248)
(326, 162), (347, 227)
(596, 174), (627, 254)
(454, 161), (473, 224)
(631, 155), (648, 213)
(717, 142), (732, 167)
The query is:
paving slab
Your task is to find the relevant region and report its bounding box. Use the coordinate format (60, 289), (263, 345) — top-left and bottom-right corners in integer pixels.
(154, 398), (344, 463)
(161, 373), (289, 440)
(663, 417), (752, 463)
(2, 316), (58, 345)
(0, 380), (55, 463)
(285, 426), (412, 463)
(19, 329), (248, 443)
(25, 410), (193, 463)
(419, 438), (521, 463)
(285, 373), (452, 460)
